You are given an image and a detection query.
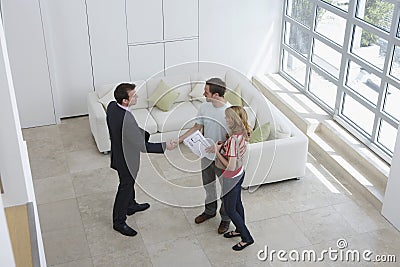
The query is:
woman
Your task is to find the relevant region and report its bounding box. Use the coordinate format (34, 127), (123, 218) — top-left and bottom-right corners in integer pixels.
(215, 106), (254, 251)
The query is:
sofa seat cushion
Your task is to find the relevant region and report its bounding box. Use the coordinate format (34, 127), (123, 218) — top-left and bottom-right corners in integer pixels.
(150, 102), (198, 132)
(130, 109), (158, 134)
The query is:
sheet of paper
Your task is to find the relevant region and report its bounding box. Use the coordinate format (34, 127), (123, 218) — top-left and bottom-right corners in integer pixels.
(183, 130), (214, 160)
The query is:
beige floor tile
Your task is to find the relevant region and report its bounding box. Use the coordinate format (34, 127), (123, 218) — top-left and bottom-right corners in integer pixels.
(290, 206), (356, 245)
(242, 186), (289, 222)
(169, 175), (206, 207)
(135, 207), (194, 245)
(52, 258), (93, 267)
(77, 191), (115, 228)
(42, 225), (91, 266)
(34, 174), (75, 205)
(24, 117), (400, 267)
(22, 124), (60, 141)
(72, 167), (119, 197)
(66, 149), (109, 173)
(38, 198), (83, 233)
(146, 235), (211, 267)
(84, 219), (145, 257)
(29, 152), (70, 179)
(249, 215), (311, 251)
(92, 249), (152, 267)
(333, 201), (390, 234)
(26, 136), (65, 159)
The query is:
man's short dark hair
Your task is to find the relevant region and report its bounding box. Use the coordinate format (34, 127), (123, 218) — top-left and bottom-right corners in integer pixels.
(206, 78), (226, 97)
(114, 83), (135, 104)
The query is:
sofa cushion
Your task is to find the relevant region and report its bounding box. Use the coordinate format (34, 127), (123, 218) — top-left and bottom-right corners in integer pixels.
(96, 83), (117, 99)
(131, 81), (149, 109)
(225, 84), (243, 106)
(97, 81), (148, 110)
(189, 81), (206, 102)
(250, 122), (271, 143)
(147, 75), (192, 103)
(148, 80), (180, 111)
(269, 110), (292, 139)
(98, 88), (115, 110)
(150, 102), (198, 132)
(225, 70), (255, 106)
(243, 106), (256, 130)
(130, 109), (158, 134)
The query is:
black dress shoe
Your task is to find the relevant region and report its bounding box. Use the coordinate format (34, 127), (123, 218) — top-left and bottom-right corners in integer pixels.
(113, 223), (137, 236)
(127, 203), (150, 216)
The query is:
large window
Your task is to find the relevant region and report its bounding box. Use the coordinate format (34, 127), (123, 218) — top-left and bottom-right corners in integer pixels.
(281, 0), (400, 162)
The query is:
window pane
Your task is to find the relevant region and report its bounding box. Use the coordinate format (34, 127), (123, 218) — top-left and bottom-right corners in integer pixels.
(341, 93), (375, 136)
(285, 22), (311, 56)
(383, 84), (400, 121)
(356, 0), (394, 32)
(345, 61), (380, 105)
(389, 45), (400, 81)
(378, 120), (397, 154)
(312, 39), (342, 78)
(351, 26), (387, 70)
(283, 50), (307, 86)
(322, 0), (350, 12)
(315, 7), (346, 46)
(309, 69), (337, 109)
(286, 0), (314, 28)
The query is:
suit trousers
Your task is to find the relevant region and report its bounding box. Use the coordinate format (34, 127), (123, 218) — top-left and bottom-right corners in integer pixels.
(113, 170), (137, 226)
(201, 158), (230, 222)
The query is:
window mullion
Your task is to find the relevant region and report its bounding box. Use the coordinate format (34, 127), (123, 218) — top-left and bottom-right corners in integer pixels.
(372, 2), (400, 143)
(334, 0), (356, 118)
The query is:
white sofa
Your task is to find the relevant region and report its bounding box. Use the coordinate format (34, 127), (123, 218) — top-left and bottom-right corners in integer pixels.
(87, 70), (308, 187)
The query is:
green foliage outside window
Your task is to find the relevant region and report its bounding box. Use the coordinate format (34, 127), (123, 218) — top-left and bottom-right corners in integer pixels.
(361, 0), (392, 47)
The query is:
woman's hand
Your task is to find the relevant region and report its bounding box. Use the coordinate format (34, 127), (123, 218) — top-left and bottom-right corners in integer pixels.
(214, 141), (223, 153)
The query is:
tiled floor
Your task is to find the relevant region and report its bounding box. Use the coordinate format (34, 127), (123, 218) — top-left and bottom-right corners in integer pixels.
(23, 116), (400, 266)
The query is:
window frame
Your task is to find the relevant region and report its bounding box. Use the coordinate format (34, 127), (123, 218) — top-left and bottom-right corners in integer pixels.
(280, 0), (400, 163)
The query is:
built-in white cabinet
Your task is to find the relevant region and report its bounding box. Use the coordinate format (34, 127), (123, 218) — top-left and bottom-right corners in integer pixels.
(41, 0), (93, 118)
(165, 39), (198, 76)
(129, 43), (164, 81)
(163, 0), (198, 40)
(1, 0), (56, 128)
(126, 0), (163, 44)
(126, 0), (199, 80)
(86, 0), (130, 87)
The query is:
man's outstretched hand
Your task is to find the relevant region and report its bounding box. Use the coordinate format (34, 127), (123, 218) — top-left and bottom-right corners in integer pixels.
(166, 139), (179, 150)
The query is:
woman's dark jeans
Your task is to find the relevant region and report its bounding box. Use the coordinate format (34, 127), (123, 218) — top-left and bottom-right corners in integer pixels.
(222, 171), (254, 243)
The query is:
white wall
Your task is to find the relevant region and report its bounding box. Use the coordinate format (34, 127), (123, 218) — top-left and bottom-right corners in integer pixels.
(0, 0), (56, 128)
(41, 0), (94, 118)
(1, 1), (283, 125)
(199, 0), (283, 77)
(382, 125), (400, 231)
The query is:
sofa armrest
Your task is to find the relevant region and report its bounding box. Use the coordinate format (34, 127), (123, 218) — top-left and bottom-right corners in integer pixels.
(87, 92), (110, 152)
(243, 135), (308, 187)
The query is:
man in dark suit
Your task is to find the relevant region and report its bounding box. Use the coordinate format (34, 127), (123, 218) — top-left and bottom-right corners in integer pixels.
(106, 83), (174, 236)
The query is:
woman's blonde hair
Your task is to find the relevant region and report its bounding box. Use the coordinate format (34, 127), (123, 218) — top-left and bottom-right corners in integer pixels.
(225, 106), (252, 140)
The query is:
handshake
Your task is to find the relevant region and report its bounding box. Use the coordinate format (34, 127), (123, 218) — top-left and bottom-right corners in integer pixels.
(165, 139), (179, 150)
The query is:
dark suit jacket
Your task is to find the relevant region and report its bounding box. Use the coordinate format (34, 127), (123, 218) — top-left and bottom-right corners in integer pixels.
(106, 101), (164, 177)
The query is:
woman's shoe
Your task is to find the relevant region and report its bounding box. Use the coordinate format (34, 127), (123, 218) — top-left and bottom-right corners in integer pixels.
(223, 231), (241, 238)
(232, 240), (254, 251)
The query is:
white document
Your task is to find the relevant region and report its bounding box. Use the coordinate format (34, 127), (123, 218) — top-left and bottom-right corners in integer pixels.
(183, 130), (214, 160)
